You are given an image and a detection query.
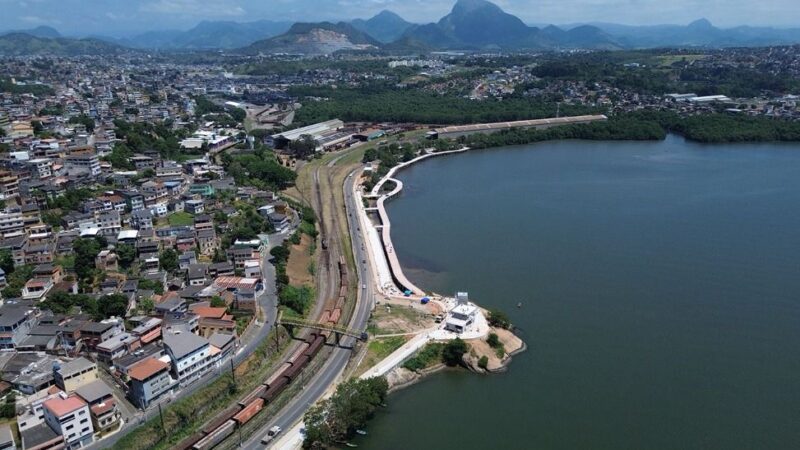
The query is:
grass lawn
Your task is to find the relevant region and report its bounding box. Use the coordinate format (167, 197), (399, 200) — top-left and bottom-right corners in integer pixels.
(168, 212), (194, 226)
(356, 335), (408, 376)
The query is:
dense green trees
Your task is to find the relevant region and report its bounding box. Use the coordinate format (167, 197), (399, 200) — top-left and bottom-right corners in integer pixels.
(46, 188), (94, 212)
(0, 249), (13, 275)
(288, 135), (317, 159)
(68, 114), (95, 132)
(222, 149), (296, 190)
(487, 309), (511, 329)
(137, 279), (164, 295)
(289, 84), (596, 126)
(442, 338), (469, 366)
(193, 95), (224, 117)
(303, 377), (389, 449)
(73, 237), (106, 289)
(105, 143), (135, 170)
(278, 285), (314, 315)
(159, 248), (178, 273)
(40, 291), (129, 320)
(116, 244), (136, 269)
(113, 119), (191, 160)
(1, 265), (33, 299)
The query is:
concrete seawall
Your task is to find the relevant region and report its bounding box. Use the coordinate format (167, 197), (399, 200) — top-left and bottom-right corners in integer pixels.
(365, 147), (470, 297)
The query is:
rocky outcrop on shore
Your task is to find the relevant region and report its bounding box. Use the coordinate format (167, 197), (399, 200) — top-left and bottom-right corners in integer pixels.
(385, 364), (447, 393)
(464, 326), (526, 373)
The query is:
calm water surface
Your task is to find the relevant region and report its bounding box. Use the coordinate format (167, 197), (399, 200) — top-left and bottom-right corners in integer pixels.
(357, 135), (800, 450)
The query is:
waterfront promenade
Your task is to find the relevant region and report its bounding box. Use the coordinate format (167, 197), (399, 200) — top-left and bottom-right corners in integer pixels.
(364, 147), (470, 298)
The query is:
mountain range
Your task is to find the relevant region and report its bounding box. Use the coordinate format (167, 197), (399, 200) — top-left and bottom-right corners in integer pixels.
(0, 33), (125, 56)
(110, 20), (293, 50)
(5, 0), (800, 55)
(240, 22), (380, 55)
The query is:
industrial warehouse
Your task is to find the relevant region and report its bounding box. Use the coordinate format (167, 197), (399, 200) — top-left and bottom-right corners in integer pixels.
(431, 114), (608, 139)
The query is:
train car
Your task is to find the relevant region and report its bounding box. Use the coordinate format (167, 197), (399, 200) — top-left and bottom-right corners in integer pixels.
(304, 331), (321, 343)
(238, 385), (267, 407)
(304, 335), (325, 358)
(264, 362), (292, 387)
(174, 432), (206, 450)
(288, 342), (311, 363)
(328, 308), (342, 325)
(318, 310), (331, 324)
(193, 420), (236, 450)
(233, 398), (265, 425)
(339, 286), (348, 299)
(262, 376), (289, 401)
(202, 404), (242, 434)
(282, 355), (310, 381)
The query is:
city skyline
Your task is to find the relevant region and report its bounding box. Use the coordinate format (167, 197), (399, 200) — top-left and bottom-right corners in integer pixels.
(1, 0), (799, 36)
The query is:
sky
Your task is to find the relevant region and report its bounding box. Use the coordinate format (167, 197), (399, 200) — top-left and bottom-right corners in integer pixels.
(1, 0), (799, 36)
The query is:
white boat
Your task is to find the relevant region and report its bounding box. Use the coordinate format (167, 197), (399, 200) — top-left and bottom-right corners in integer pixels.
(356, 429), (367, 436)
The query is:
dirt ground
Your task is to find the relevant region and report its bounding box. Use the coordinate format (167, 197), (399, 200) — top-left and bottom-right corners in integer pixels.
(466, 327), (524, 371)
(286, 233), (314, 286)
(370, 302), (436, 335)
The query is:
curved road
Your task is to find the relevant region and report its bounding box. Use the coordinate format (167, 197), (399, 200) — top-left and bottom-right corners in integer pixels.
(91, 225), (295, 449)
(242, 164), (375, 448)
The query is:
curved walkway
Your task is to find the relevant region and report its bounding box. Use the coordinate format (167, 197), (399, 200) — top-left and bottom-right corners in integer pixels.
(366, 147), (470, 297)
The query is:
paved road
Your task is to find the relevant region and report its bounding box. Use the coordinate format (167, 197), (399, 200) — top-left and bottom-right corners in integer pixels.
(90, 223), (295, 449)
(242, 163), (375, 448)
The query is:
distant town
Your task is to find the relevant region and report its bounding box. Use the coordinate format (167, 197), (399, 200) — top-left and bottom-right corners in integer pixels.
(1, 5), (800, 448)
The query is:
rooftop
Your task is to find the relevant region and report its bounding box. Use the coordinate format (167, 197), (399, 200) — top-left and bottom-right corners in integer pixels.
(43, 394), (86, 417)
(128, 357), (169, 382)
(163, 330), (209, 359)
(74, 379), (113, 404)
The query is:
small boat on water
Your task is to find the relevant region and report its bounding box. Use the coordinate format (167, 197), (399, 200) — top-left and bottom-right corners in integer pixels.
(517, 302), (522, 308)
(345, 443), (358, 448)
(356, 429), (367, 436)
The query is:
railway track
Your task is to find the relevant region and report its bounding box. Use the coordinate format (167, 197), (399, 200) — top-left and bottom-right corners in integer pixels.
(173, 158), (353, 450)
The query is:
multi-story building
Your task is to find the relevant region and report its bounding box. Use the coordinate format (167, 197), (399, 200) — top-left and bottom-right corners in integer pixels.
(196, 229), (217, 255)
(140, 181), (167, 206)
(0, 212), (24, 237)
(163, 330), (214, 386)
(0, 171), (20, 200)
(53, 357), (98, 394)
(75, 380), (121, 434)
(127, 357), (177, 409)
(41, 393), (94, 449)
(184, 199), (204, 215)
(0, 304), (36, 350)
(95, 210), (121, 236)
(65, 149), (101, 178)
(78, 320), (124, 352)
(96, 333), (140, 363)
(22, 278), (53, 300)
(28, 158), (53, 180)
(118, 191), (144, 212)
(130, 209), (153, 230)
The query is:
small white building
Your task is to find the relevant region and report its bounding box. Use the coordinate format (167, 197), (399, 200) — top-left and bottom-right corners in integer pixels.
(445, 292), (477, 333)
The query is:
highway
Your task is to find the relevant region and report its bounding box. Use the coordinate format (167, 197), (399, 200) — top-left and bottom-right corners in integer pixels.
(242, 161), (375, 448)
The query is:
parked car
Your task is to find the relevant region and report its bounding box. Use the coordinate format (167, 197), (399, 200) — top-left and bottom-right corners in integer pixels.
(261, 426), (282, 444)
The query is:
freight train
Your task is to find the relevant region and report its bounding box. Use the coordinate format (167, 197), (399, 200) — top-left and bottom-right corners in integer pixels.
(175, 256), (350, 450)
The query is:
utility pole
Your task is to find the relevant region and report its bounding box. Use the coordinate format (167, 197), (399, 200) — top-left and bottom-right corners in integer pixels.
(158, 403), (165, 435)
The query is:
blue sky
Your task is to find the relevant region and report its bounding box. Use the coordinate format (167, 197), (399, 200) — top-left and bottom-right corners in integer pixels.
(1, 0), (798, 35)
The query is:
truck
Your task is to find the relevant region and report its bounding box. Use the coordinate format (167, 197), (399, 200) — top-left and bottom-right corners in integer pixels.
(261, 425), (282, 444)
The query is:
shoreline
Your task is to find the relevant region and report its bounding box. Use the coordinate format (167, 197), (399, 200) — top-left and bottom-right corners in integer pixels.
(356, 145), (527, 383)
